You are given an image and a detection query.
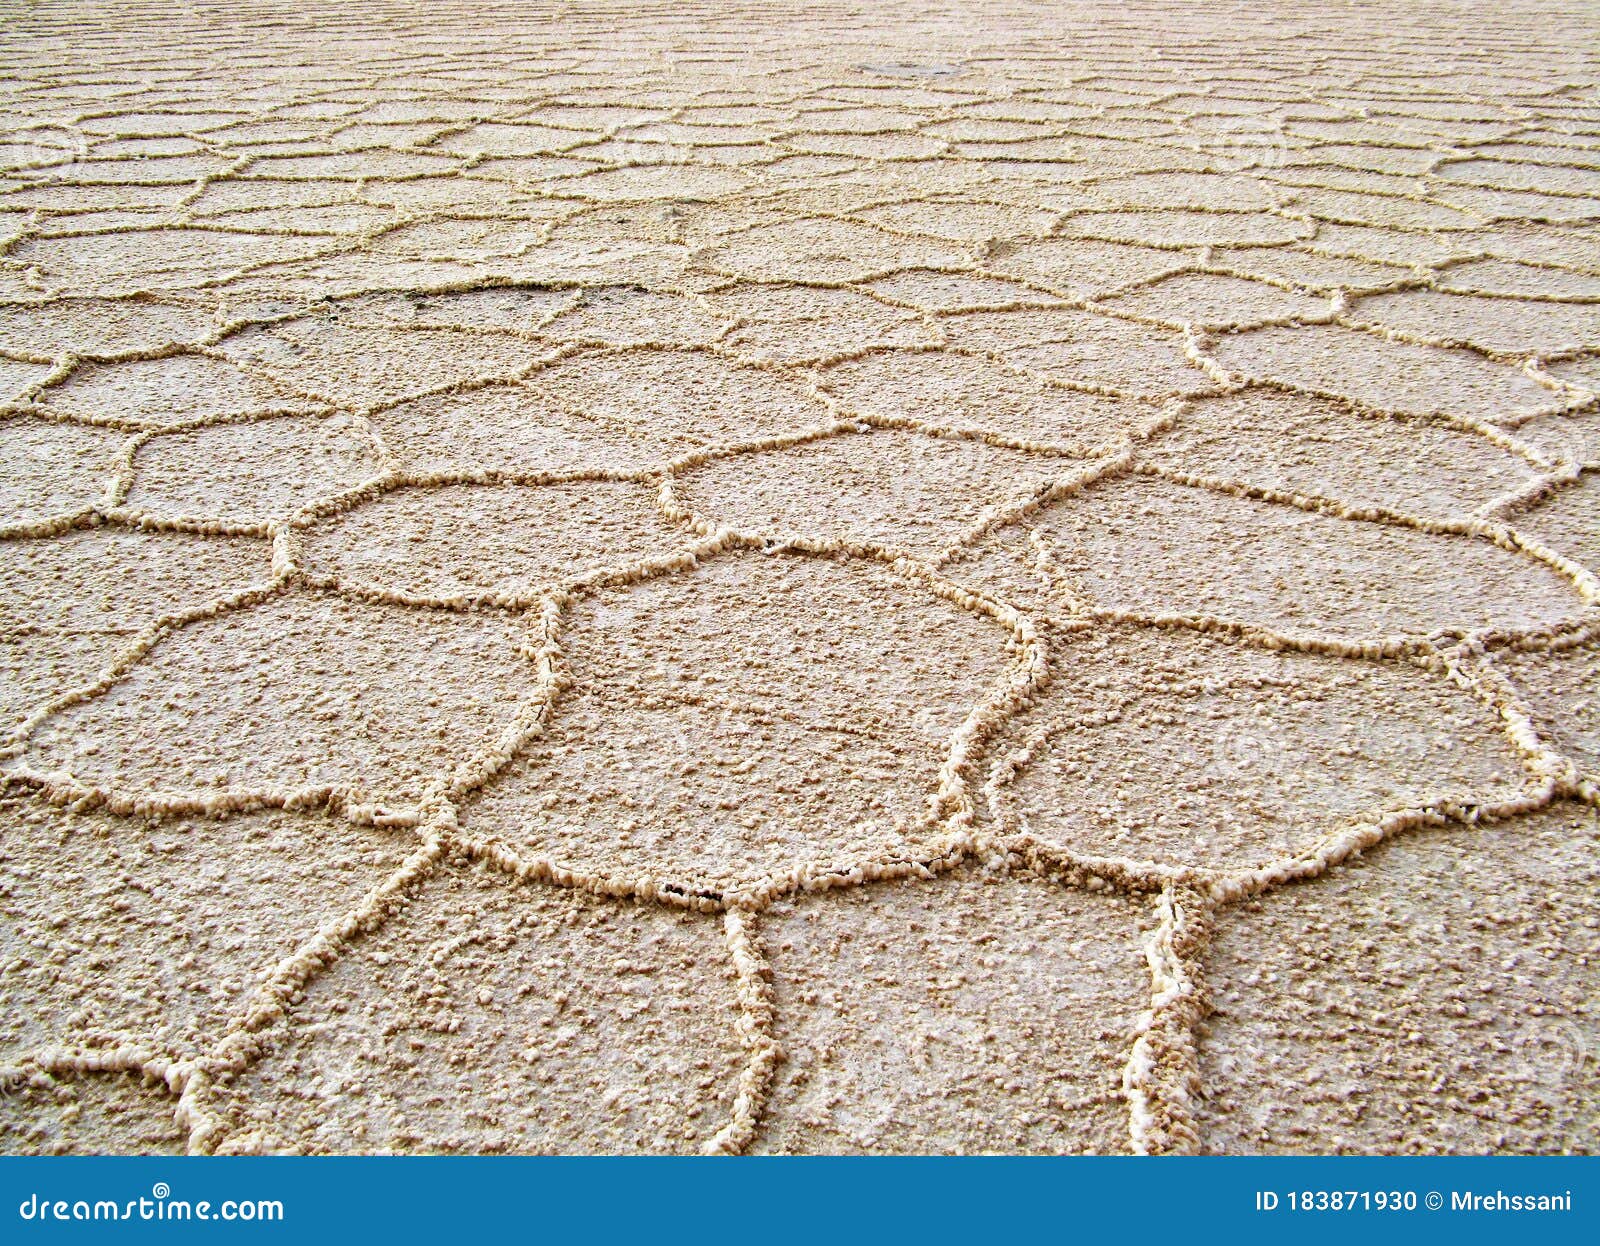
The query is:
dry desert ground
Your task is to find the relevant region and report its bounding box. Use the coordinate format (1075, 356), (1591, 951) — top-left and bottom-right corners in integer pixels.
(0, 0), (1598, 1155)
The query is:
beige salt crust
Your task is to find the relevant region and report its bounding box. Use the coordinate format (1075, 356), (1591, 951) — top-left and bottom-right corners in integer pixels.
(753, 864), (1154, 1154)
(1, 0), (1599, 1156)
(207, 860), (747, 1155)
(1195, 804), (1600, 1154)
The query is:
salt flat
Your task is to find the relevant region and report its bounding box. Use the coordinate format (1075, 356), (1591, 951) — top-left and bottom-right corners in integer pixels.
(0, 0), (1596, 1155)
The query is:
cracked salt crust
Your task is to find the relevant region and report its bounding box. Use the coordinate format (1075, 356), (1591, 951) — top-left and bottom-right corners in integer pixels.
(208, 860), (744, 1155)
(1495, 643), (1600, 785)
(985, 622), (1530, 876)
(754, 865), (1153, 1154)
(1, 0), (1598, 1156)
(126, 413), (386, 527)
(15, 589), (549, 814)
(459, 550), (1013, 897)
(0, 528), (268, 738)
(1195, 804), (1600, 1154)
(1, 1069), (186, 1156)
(1136, 390), (1541, 524)
(0, 418), (126, 529)
(953, 471), (1586, 642)
(0, 795), (411, 1062)
(673, 427), (1078, 562)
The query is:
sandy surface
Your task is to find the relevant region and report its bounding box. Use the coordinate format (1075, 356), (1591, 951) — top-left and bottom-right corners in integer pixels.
(0, 0), (1597, 1154)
